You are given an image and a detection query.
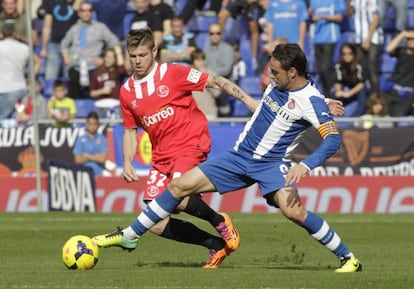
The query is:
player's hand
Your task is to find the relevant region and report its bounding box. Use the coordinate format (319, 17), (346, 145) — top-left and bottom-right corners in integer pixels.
(285, 163), (309, 186)
(328, 99), (345, 117)
(122, 163), (139, 183)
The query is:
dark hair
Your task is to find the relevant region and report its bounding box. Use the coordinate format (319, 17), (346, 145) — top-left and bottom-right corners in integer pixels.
(190, 48), (205, 64)
(53, 79), (66, 89)
(171, 15), (184, 24)
(1, 22), (15, 38)
(86, 111), (99, 122)
(98, 47), (120, 79)
(366, 92), (388, 116)
(126, 28), (155, 50)
(339, 42), (360, 84)
(272, 43), (307, 76)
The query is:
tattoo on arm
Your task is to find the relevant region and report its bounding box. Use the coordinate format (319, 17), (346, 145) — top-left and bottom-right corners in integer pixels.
(212, 75), (244, 102)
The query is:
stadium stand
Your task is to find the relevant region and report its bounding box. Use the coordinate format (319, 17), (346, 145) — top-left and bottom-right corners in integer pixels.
(75, 99), (96, 118)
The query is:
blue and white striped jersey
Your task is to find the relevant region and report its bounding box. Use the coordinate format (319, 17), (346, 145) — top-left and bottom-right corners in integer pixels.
(233, 80), (341, 170)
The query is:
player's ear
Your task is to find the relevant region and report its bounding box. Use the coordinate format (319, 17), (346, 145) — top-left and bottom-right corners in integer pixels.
(288, 67), (296, 79)
(152, 46), (158, 58)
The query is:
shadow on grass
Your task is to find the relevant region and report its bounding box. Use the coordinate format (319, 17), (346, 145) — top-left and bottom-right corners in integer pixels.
(134, 261), (332, 271)
(263, 265), (333, 271)
(135, 261), (204, 268)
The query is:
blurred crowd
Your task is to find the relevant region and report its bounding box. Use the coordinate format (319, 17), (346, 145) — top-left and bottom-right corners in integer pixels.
(1, 0), (414, 128)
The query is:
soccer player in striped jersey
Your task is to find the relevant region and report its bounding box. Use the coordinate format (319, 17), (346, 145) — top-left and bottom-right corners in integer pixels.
(95, 42), (361, 272)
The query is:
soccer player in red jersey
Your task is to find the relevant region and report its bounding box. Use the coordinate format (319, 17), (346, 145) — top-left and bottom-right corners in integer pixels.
(93, 28), (258, 268)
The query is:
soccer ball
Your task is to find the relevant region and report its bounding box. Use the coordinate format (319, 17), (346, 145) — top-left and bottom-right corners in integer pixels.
(62, 235), (99, 270)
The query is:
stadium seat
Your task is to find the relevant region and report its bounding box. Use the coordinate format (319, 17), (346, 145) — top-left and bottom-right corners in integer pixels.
(307, 51), (317, 74)
(75, 99), (96, 118)
(186, 14), (217, 32)
(123, 12), (135, 38)
(239, 76), (262, 98)
(380, 53), (397, 74)
(379, 73), (393, 92)
(223, 17), (249, 44)
(41, 78), (56, 99)
(232, 100), (251, 117)
(410, 0), (414, 9)
(238, 35), (255, 76)
(407, 9), (414, 28)
(382, 6), (396, 32)
(195, 32), (210, 50)
(383, 33), (394, 52)
(174, 0), (188, 16)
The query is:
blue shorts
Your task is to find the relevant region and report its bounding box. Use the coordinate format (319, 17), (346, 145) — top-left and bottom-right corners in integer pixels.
(199, 150), (294, 197)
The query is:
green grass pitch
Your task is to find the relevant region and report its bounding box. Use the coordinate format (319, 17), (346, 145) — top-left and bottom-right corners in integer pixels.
(1, 212), (413, 289)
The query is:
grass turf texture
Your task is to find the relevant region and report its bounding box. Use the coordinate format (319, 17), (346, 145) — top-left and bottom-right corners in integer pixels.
(1, 212), (413, 289)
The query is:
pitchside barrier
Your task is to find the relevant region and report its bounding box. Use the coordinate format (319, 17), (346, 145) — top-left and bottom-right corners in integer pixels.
(0, 117), (413, 212)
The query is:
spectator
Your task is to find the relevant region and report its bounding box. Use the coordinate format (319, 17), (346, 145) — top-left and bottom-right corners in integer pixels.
(60, 2), (121, 99)
(39, 0), (81, 81)
(347, 0), (383, 93)
(205, 22), (234, 117)
(73, 111), (107, 176)
(259, 37), (288, 90)
(333, 42), (367, 117)
(0, 0), (38, 45)
(189, 48), (220, 119)
(379, 0), (408, 33)
(0, 22), (40, 123)
(84, 0), (129, 42)
(130, 0), (163, 47)
(356, 92), (393, 129)
(264, 0), (308, 50)
(47, 79), (76, 127)
(89, 47), (127, 100)
(150, 0), (174, 37)
(382, 29), (414, 116)
(309, 0), (346, 98)
(179, 0), (222, 24)
(230, 42), (247, 85)
(159, 16), (196, 64)
(15, 78), (48, 126)
(218, 0), (263, 68)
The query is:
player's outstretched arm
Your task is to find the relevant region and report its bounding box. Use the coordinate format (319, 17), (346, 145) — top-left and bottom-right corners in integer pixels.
(206, 73), (260, 112)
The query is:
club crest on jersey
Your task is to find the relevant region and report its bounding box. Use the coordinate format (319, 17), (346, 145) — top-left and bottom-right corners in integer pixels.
(131, 100), (137, 109)
(187, 68), (202, 83)
(146, 185), (160, 197)
(157, 85), (169, 98)
(287, 99), (295, 109)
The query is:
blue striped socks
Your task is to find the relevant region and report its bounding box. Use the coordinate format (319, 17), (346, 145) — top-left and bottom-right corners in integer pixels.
(301, 211), (351, 259)
(128, 189), (182, 237)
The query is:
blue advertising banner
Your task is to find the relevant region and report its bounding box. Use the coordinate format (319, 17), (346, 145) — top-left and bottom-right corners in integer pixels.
(47, 161), (96, 212)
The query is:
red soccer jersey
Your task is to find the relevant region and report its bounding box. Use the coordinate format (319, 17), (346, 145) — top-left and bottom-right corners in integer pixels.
(120, 62), (212, 163)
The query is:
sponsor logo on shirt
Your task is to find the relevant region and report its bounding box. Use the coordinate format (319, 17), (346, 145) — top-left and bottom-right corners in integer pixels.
(142, 106), (175, 127)
(157, 85), (169, 98)
(264, 95), (291, 121)
(187, 68), (202, 83)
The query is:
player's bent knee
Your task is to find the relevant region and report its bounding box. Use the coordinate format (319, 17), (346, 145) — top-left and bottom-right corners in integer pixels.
(168, 178), (194, 199)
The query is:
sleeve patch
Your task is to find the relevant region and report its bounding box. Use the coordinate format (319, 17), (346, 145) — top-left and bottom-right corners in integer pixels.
(187, 68), (202, 83)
